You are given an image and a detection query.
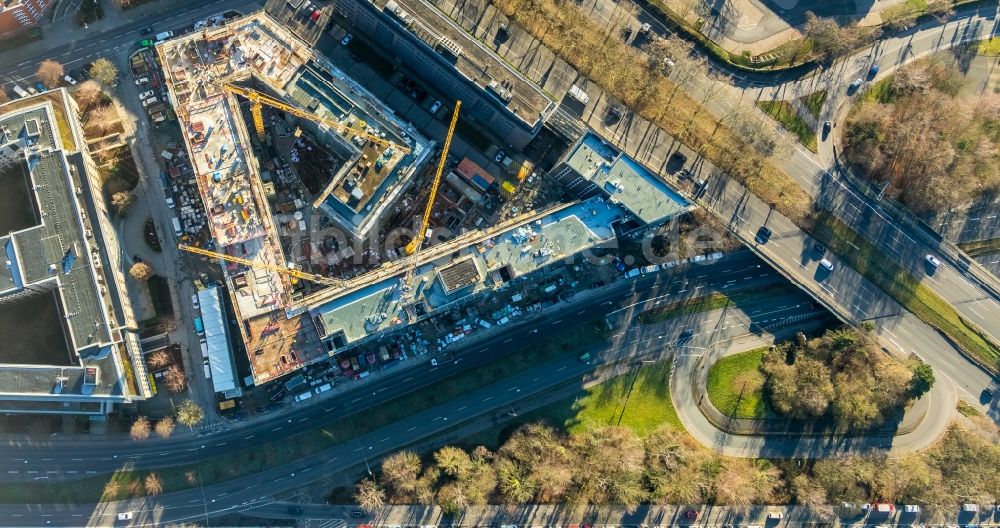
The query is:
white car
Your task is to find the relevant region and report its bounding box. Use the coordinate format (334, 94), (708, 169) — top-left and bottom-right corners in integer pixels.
(925, 254), (940, 268)
(341, 33), (353, 46)
(117, 512), (133, 520)
(429, 100), (441, 114)
(141, 96), (158, 107)
(138, 90), (154, 99)
(165, 196), (175, 209)
(63, 75), (77, 86)
(134, 77), (149, 85)
(819, 258), (834, 272)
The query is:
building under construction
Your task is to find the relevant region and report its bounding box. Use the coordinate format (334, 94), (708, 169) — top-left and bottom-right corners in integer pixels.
(158, 12), (433, 384)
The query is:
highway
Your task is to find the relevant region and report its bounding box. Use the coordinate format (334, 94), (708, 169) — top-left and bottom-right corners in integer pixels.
(0, 253), (781, 478)
(0, 257), (839, 526)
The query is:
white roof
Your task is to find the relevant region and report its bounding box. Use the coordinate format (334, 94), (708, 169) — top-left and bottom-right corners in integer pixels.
(198, 286), (236, 393)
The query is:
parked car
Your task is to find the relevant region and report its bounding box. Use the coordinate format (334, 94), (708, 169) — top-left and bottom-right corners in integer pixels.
(494, 149), (505, 163)
(138, 90), (154, 99)
(868, 64), (880, 78)
(819, 258), (835, 272)
(135, 77), (149, 85)
(63, 75), (77, 86)
(340, 33), (354, 46)
(429, 100), (442, 114)
(350, 511), (366, 518)
(849, 78), (863, 92)
(117, 512), (133, 520)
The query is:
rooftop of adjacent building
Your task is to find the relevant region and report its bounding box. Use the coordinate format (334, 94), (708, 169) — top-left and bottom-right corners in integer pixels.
(311, 197), (624, 349)
(564, 132), (690, 225)
(0, 101), (113, 353)
(368, 0), (553, 126)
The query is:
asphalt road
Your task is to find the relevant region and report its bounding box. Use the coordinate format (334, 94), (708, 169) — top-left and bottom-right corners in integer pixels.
(0, 257), (826, 525)
(0, 252), (781, 479)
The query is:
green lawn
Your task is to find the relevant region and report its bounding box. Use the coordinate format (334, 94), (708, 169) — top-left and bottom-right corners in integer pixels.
(463, 360), (682, 449)
(800, 90), (828, 119)
(756, 100), (817, 152)
(861, 77), (898, 104)
(0, 320), (612, 503)
(706, 347), (771, 418)
(979, 37), (1000, 56)
(813, 212), (1000, 372)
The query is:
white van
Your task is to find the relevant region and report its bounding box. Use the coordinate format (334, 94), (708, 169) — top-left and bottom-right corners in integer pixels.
(294, 391), (313, 402)
(199, 339), (209, 359)
(203, 362), (211, 379)
(155, 31), (174, 42)
(12, 85), (29, 98)
(171, 216), (182, 237)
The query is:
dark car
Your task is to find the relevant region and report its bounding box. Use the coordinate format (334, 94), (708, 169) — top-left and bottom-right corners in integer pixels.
(813, 242), (826, 256)
(139, 26), (152, 35)
(868, 64), (880, 78)
(822, 121), (832, 136)
(755, 226), (773, 244)
(679, 328), (693, 339)
(288, 506), (304, 515)
(350, 510), (365, 518)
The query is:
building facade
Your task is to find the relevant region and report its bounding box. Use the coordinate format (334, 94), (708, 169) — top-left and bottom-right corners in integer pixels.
(0, 0), (54, 37)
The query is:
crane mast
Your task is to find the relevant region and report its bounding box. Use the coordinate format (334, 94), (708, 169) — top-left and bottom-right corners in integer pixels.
(404, 101), (461, 256)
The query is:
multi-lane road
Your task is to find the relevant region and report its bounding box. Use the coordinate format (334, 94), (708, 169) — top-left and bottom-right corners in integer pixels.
(0, 253), (833, 525)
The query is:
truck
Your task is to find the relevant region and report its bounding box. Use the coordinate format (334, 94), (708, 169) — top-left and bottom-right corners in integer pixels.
(568, 84), (589, 104)
(11, 85), (29, 99)
(193, 316), (204, 336)
(171, 216), (181, 237)
(154, 31), (174, 42)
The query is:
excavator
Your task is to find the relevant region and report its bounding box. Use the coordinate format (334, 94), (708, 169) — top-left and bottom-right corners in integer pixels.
(218, 83), (411, 154)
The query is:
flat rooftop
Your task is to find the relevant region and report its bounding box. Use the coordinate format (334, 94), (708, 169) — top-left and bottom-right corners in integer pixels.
(565, 133), (691, 225)
(0, 92), (142, 407)
(1, 105), (112, 352)
(373, 0), (553, 126)
(311, 197), (623, 350)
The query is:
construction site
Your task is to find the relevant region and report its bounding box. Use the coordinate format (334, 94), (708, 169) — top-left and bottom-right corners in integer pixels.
(157, 12), (439, 384)
(156, 11), (691, 393)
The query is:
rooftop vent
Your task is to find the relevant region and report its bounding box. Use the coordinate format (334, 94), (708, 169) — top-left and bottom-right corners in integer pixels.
(486, 80), (513, 103)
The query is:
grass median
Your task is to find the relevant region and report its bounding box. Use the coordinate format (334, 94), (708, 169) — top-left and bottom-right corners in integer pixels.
(637, 283), (797, 325)
(0, 320), (612, 504)
(757, 100), (817, 152)
(706, 347), (771, 419)
(800, 90), (828, 119)
(813, 212), (1000, 372)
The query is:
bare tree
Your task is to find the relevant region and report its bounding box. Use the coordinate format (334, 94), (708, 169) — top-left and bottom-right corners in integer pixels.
(72, 80), (103, 113)
(103, 480), (121, 499)
(130, 416), (151, 441)
(163, 365), (187, 393)
(89, 58), (119, 87)
(0, 91), (9, 104)
(147, 350), (171, 369)
(155, 417), (175, 438)
(803, 12), (875, 63)
(379, 451), (423, 501)
(354, 478), (385, 511)
(90, 104), (119, 136)
(129, 261), (154, 281)
(111, 191), (134, 216)
(144, 473), (164, 495)
(176, 399), (204, 428)
(36, 60), (65, 89)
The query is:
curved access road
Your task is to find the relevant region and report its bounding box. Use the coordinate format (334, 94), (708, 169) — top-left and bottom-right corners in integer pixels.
(668, 329), (957, 458)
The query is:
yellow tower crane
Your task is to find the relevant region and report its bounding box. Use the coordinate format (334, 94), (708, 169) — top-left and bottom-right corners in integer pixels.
(218, 83), (411, 154)
(403, 101), (461, 256)
(178, 244), (347, 288)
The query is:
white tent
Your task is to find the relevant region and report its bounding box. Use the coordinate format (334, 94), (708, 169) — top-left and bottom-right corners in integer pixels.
(198, 286), (237, 393)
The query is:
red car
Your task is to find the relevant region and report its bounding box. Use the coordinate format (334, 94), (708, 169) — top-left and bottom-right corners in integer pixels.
(685, 509), (699, 519)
